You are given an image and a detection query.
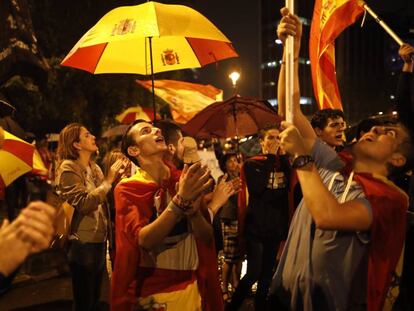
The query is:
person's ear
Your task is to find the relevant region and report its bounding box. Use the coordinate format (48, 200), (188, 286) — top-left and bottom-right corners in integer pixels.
(73, 141), (82, 151)
(388, 152), (407, 168)
(260, 139), (265, 149)
(314, 127), (323, 137)
(127, 146), (140, 158)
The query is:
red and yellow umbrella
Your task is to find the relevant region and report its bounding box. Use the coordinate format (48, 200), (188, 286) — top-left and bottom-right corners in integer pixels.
(61, 1), (238, 119)
(61, 1), (237, 74)
(0, 129), (35, 198)
(32, 148), (48, 177)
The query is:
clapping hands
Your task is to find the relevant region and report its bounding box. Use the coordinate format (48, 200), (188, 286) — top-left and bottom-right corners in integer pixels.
(0, 201), (56, 276)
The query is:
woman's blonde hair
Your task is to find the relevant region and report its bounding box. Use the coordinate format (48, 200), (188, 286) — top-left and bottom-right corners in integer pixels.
(57, 123), (84, 164)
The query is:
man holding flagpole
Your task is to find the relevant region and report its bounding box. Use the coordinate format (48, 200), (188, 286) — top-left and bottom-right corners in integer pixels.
(270, 7), (414, 311)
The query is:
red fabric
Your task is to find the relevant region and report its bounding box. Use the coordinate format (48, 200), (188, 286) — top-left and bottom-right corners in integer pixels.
(111, 179), (157, 311)
(186, 38), (238, 66)
(3, 138), (34, 166)
(61, 43), (107, 73)
(137, 268), (197, 297)
(194, 206), (224, 311)
(338, 152), (407, 311)
(111, 164), (222, 311)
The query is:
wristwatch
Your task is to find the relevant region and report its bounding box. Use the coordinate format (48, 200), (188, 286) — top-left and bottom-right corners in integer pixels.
(292, 155), (314, 169)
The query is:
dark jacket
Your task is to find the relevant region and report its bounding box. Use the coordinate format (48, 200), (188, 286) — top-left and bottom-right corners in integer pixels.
(243, 154), (290, 239)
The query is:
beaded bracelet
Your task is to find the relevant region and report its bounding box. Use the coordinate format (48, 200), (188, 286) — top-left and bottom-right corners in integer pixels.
(172, 194), (193, 211)
(167, 202), (185, 217)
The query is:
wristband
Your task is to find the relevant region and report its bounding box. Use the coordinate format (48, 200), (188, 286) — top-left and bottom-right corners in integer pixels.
(172, 194), (193, 211)
(167, 202), (185, 217)
(292, 155), (314, 169)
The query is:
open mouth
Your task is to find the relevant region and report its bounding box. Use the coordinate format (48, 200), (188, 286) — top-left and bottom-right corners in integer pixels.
(335, 134), (343, 140)
(155, 136), (165, 143)
(361, 134), (375, 142)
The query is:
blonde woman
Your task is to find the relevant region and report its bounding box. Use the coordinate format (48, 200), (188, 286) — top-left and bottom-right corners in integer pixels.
(56, 123), (124, 311)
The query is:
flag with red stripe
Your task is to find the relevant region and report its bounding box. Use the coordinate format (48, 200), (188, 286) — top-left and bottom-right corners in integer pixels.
(137, 79), (222, 124)
(310, 0), (365, 110)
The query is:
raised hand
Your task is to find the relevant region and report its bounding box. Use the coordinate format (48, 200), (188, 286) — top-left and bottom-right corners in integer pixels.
(19, 201), (56, 252)
(177, 162), (213, 202)
(209, 174), (240, 215)
(399, 43), (414, 64)
(277, 7), (303, 48)
(106, 158), (129, 184)
(279, 121), (308, 157)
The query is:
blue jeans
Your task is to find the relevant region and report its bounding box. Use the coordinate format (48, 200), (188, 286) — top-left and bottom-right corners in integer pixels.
(68, 240), (106, 311)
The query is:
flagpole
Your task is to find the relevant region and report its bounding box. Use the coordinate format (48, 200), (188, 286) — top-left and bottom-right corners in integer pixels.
(363, 3), (404, 46)
(285, 0), (295, 123)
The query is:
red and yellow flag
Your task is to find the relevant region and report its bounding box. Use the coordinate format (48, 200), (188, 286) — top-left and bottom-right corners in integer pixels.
(137, 80), (223, 124)
(310, 0), (365, 110)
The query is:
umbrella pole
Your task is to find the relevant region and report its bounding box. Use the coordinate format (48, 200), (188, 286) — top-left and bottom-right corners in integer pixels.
(232, 102), (240, 153)
(149, 37), (157, 122)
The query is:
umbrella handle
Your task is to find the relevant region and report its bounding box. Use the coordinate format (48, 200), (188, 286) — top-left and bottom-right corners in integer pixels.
(149, 37), (157, 121)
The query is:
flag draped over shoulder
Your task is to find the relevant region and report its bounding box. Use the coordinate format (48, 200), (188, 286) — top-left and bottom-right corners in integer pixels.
(137, 79), (223, 124)
(310, 0), (365, 110)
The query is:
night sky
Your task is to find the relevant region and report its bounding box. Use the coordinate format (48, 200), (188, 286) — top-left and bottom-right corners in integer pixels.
(184, 0), (413, 102)
(186, 0), (262, 99)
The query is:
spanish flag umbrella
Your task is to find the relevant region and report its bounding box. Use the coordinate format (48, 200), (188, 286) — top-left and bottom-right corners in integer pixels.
(61, 1), (238, 120)
(0, 128), (35, 198)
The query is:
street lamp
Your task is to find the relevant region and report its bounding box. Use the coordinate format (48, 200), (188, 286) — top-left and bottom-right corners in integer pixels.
(228, 71), (240, 94)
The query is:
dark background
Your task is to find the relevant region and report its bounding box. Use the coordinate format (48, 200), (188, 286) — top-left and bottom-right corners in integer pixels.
(1, 0), (413, 136)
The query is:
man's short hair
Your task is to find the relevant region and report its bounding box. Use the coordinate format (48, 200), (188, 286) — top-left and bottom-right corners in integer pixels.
(258, 124), (280, 141)
(355, 118), (383, 140)
(355, 117), (398, 141)
(311, 109), (345, 130)
(120, 119), (148, 166)
(219, 152), (238, 173)
(388, 124), (414, 179)
(154, 120), (182, 146)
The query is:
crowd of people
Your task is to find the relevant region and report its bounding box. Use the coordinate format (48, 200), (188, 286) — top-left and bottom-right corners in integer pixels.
(1, 7), (414, 311)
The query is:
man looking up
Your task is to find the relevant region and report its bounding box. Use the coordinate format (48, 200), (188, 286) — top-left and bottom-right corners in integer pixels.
(111, 120), (223, 311)
(270, 8), (414, 311)
(155, 119), (185, 168)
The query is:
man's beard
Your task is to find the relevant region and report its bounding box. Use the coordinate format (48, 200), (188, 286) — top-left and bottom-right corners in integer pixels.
(173, 153), (184, 170)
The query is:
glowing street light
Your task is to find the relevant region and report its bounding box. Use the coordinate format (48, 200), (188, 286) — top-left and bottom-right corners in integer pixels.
(229, 71), (240, 89)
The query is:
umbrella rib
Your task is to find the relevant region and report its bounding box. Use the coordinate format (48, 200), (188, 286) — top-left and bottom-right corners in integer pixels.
(185, 38), (202, 67)
(93, 43), (109, 73)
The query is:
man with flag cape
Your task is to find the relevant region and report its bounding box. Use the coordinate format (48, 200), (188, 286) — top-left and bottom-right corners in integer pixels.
(111, 120), (223, 311)
(269, 8), (411, 311)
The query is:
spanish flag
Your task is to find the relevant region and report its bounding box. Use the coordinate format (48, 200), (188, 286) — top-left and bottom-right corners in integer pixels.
(137, 79), (222, 124)
(310, 0), (365, 110)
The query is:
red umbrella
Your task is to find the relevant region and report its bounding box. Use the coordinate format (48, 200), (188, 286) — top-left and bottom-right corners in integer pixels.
(182, 95), (281, 139)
